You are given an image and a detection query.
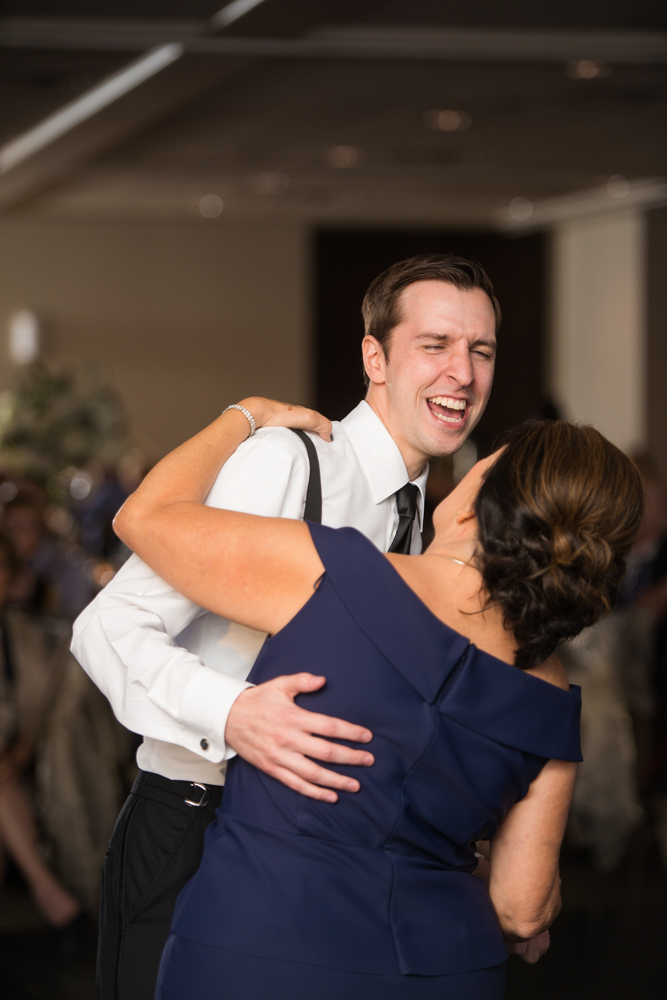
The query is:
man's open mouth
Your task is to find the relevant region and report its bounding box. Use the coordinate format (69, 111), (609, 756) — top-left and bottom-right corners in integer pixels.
(427, 396), (468, 425)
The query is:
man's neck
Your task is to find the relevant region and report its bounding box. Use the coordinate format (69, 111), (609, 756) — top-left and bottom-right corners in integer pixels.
(364, 391), (428, 482)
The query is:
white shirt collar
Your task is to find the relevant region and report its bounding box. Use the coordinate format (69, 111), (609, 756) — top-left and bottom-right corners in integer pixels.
(340, 401), (428, 530)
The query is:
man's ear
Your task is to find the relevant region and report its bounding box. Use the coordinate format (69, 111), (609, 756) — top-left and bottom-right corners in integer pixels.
(362, 335), (388, 386)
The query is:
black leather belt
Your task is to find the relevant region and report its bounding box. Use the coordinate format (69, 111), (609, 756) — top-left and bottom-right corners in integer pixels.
(132, 769), (222, 811)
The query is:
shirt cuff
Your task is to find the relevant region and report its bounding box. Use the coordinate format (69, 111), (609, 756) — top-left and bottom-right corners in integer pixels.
(178, 668), (255, 762)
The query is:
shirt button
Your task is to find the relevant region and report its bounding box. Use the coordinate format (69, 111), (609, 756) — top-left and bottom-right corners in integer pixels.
(200, 739), (209, 751)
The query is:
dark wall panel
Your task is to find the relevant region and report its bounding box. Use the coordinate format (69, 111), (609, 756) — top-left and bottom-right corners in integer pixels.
(315, 228), (545, 453)
(647, 206), (667, 484)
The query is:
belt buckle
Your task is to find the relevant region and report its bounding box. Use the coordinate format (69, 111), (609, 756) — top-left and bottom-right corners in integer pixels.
(184, 782), (211, 808)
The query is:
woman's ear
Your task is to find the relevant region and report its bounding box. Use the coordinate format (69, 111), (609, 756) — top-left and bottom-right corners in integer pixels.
(455, 505), (475, 525)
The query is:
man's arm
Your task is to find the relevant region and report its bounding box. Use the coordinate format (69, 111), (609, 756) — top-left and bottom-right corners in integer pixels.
(72, 553), (254, 762)
(72, 427), (374, 798)
(72, 429), (313, 761)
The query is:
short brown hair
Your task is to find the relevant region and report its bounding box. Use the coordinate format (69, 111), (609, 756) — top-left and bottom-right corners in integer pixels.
(476, 420), (643, 670)
(361, 253), (502, 362)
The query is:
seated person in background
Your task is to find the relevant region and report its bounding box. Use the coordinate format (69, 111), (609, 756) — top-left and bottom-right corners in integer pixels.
(0, 532), (81, 927)
(4, 493), (92, 620)
(115, 399), (642, 1000)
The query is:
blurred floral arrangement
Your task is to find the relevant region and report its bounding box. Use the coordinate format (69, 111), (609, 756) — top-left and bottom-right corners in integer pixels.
(0, 362), (128, 495)
(0, 364), (136, 601)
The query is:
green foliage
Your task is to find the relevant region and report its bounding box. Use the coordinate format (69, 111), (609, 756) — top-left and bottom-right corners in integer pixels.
(0, 363), (128, 483)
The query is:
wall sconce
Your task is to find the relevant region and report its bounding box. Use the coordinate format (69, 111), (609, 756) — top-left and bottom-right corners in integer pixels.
(7, 309), (41, 365)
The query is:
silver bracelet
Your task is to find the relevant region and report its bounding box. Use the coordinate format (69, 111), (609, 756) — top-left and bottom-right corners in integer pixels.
(222, 403), (256, 436)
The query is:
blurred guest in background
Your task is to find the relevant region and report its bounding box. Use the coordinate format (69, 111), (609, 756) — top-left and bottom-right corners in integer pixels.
(3, 493), (93, 619)
(561, 450), (667, 874)
(625, 453), (667, 729)
(623, 453), (667, 869)
(560, 615), (647, 872)
(0, 503), (136, 927)
(0, 531), (81, 927)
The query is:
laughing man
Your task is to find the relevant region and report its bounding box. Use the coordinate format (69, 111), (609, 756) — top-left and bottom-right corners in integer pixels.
(72, 253), (499, 1000)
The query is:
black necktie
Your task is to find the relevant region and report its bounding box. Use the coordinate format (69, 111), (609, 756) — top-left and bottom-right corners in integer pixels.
(388, 483), (419, 554)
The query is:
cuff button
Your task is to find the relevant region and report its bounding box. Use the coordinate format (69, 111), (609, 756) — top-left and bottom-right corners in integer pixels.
(200, 739), (210, 751)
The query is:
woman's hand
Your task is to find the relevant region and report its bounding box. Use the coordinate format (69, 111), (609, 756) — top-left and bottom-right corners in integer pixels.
(239, 397), (332, 442)
(507, 930), (551, 964)
(114, 392), (334, 639)
(116, 396), (332, 549)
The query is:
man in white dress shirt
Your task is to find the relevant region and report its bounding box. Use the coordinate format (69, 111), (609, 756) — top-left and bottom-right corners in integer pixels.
(72, 254), (500, 1000)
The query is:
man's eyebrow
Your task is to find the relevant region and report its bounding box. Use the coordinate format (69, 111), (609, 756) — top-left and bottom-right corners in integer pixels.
(414, 332), (451, 343)
(414, 332), (497, 352)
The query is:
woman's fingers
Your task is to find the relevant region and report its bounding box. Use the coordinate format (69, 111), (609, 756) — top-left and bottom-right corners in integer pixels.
(240, 398), (333, 441)
(524, 931), (550, 963)
(284, 406), (333, 442)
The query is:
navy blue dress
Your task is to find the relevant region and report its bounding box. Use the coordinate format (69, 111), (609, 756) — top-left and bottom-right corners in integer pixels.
(156, 524), (582, 1000)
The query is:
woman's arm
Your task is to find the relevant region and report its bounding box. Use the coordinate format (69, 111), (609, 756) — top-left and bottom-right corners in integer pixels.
(114, 398), (332, 636)
(488, 757), (577, 941)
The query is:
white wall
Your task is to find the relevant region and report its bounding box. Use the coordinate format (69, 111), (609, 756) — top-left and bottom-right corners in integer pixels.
(549, 210), (646, 453)
(0, 219), (310, 456)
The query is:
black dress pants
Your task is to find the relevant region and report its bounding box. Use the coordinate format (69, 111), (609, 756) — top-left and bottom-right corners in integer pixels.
(97, 770), (223, 1000)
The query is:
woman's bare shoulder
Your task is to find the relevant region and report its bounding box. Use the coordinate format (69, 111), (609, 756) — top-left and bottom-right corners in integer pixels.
(525, 652), (570, 691)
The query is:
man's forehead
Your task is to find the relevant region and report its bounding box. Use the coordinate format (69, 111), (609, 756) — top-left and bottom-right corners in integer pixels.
(398, 281), (494, 318)
(396, 283), (496, 336)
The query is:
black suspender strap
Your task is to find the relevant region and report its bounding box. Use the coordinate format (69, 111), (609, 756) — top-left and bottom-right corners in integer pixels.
(290, 429), (322, 524)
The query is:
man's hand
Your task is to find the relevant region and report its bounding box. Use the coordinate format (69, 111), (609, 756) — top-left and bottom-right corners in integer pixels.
(507, 931), (551, 964)
(224, 673), (374, 802)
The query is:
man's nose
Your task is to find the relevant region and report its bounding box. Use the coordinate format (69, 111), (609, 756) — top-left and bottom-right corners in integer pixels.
(441, 345), (474, 387)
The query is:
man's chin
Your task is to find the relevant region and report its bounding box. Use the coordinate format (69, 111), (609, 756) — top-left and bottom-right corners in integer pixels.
(422, 420), (472, 459)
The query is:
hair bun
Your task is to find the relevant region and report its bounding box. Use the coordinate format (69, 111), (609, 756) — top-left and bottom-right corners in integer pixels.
(475, 421), (643, 670)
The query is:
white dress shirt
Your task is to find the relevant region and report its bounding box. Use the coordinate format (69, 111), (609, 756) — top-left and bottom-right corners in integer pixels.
(71, 402), (427, 785)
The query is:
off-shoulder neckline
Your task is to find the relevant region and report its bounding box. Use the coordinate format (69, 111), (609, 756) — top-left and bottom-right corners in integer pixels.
(307, 522), (576, 701)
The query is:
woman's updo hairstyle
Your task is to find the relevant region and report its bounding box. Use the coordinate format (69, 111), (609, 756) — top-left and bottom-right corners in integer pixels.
(475, 420), (643, 671)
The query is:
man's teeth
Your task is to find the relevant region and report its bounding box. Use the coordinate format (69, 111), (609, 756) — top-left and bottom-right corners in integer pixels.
(428, 396), (467, 424)
(429, 396), (466, 409)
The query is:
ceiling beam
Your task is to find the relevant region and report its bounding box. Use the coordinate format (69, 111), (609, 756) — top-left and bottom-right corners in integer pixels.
(0, 53), (254, 212)
(0, 2), (274, 212)
(1, 23), (666, 63)
(498, 179), (667, 232)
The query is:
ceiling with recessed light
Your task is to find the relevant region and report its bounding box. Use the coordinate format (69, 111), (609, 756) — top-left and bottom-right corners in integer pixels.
(0, 0), (665, 226)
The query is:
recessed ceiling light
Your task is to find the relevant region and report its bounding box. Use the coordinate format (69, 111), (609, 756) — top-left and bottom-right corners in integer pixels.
(508, 197), (533, 221)
(199, 194), (223, 218)
(423, 110), (472, 132)
(607, 175), (630, 197)
(325, 146), (368, 168)
(566, 60), (611, 80)
(249, 172), (290, 195)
